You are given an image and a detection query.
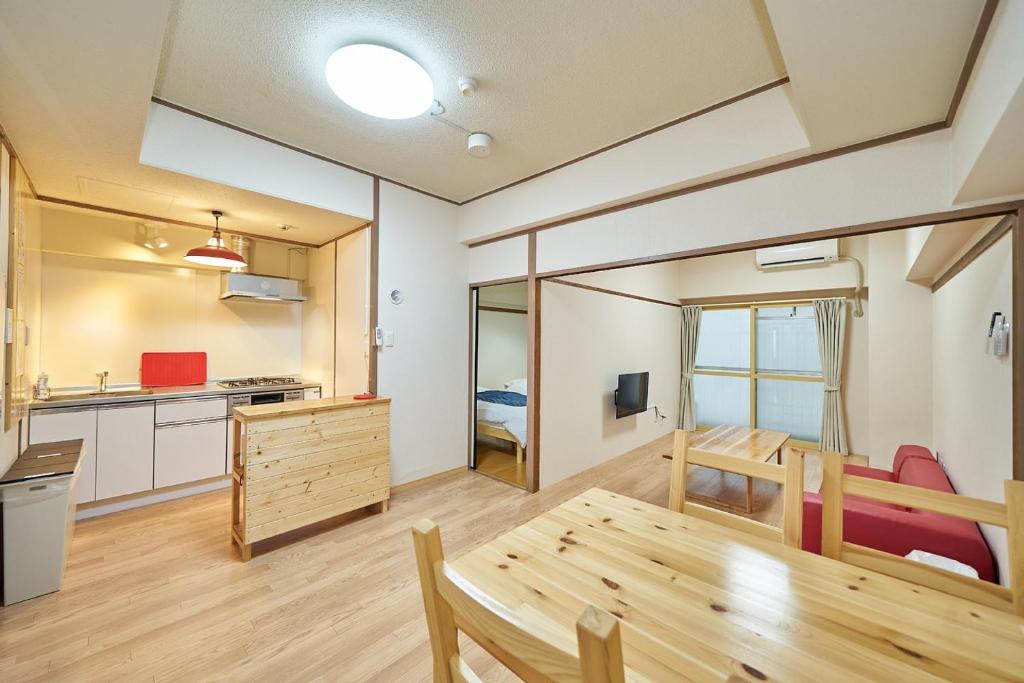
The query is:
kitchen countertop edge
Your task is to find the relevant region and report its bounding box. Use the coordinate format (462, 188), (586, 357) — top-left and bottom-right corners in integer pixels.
(30, 382), (323, 410)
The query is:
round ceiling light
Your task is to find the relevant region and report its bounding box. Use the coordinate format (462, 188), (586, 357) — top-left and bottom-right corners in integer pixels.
(325, 44), (433, 120)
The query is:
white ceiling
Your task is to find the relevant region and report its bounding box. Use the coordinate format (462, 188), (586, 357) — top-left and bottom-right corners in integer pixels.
(0, 0), (994, 238)
(0, 0), (366, 245)
(155, 0), (787, 202)
(765, 0), (986, 149)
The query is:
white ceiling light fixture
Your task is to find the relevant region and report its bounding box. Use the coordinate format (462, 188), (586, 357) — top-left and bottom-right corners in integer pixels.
(325, 44), (434, 120)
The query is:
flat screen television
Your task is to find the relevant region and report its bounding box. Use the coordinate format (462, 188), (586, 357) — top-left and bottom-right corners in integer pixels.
(614, 372), (649, 419)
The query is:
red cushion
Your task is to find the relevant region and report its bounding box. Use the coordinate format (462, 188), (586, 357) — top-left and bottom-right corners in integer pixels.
(897, 457), (955, 494)
(892, 445), (935, 480)
(802, 493), (997, 582)
(841, 464), (903, 510)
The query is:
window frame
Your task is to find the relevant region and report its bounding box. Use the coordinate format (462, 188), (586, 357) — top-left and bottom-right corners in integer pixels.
(694, 300), (822, 449)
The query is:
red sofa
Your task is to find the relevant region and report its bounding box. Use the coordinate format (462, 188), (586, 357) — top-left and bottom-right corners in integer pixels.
(802, 445), (997, 582)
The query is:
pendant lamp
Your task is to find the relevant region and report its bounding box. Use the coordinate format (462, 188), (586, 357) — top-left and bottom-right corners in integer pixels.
(184, 211), (247, 268)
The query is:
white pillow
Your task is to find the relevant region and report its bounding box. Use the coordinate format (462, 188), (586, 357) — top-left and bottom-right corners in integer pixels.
(504, 378), (528, 395)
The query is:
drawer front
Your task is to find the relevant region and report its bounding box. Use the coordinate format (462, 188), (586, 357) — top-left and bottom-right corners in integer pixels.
(154, 419), (227, 488)
(155, 396), (227, 424)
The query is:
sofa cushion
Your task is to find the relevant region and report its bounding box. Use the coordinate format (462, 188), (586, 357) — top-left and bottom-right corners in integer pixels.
(892, 444), (936, 480)
(841, 464), (904, 510)
(897, 457), (955, 495)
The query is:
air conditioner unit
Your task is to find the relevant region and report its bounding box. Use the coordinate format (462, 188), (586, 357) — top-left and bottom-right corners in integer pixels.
(755, 238), (839, 270)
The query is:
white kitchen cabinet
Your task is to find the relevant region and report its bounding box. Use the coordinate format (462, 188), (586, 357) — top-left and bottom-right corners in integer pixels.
(96, 403), (155, 500)
(29, 406), (98, 504)
(303, 387), (322, 400)
(155, 396), (226, 424)
(154, 418), (226, 489)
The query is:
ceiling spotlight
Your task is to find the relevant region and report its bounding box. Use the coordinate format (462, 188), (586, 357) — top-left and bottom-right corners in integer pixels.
(325, 44), (433, 119)
(143, 223), (169, 250)
(467, 132), (492, 158)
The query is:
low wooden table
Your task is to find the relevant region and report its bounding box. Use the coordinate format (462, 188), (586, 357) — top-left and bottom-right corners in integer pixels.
(451, 488), (1024, 681)
(687, 424), (789, 513)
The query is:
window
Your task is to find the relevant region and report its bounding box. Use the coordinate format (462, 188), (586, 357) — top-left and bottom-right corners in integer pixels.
(694, 304), (823, 443)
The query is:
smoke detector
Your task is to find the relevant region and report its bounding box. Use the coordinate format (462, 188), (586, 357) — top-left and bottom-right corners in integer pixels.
(467, 132), (492, 158)
(458, 77), (478, 97)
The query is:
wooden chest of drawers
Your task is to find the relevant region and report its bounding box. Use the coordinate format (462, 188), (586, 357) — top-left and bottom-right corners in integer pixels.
(230, 396), (390, 561)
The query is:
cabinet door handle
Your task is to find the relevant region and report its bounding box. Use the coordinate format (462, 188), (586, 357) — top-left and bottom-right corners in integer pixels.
(155, 416), (227, 429)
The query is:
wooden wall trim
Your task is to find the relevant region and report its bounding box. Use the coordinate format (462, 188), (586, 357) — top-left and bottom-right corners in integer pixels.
(461, 77), (790, 204)
(1014, 210), (1023, 480)
(946, 0), (1000, 126)
(469, 276), (528, 288)
(479, 305), (527, 314)
(525, 233), (541, 493)
(678, 287), (867, 307)
(151, 97), (457, 207)
(546, 277), (681, 308)
(368, 178), (380, 395)
(534, 200), (1023, 280)
(468, 121), (946, 249)
(36, 195), (317, 248)
(317, 221), (371, 248)
(931, 215), (1014, 292)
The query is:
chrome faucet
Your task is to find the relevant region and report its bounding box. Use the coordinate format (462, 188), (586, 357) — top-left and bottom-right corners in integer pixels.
(96, 371), (109, 393)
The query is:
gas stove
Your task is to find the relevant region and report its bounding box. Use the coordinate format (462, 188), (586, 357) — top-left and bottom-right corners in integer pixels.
(217, 376), (302, 389)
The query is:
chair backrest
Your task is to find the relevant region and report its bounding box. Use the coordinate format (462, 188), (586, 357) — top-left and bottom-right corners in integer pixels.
(412, 519), (626, 683)
(818, 450), (1024, 616)
(667, 429), (805, 548)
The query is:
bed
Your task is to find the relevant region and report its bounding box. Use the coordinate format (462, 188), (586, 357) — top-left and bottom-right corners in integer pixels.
(476, 385), (527, 463)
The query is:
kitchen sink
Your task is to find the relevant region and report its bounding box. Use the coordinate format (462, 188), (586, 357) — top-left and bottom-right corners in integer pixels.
(88, 389), (154, 397)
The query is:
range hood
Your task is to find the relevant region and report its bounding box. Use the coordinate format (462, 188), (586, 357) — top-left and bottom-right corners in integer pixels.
(220, 272), (306, 302)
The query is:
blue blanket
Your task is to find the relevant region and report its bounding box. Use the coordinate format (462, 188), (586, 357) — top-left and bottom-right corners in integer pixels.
(477, 390), (527, 407)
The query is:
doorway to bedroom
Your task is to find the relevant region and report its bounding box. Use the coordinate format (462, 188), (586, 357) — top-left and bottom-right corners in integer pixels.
(471, 282), (529, 488)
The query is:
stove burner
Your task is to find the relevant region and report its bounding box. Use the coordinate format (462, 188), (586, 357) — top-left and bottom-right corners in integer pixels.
(217, 376), (301, 389)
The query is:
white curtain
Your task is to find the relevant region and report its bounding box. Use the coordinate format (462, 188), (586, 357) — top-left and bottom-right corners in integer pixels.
(813, 298), (848, 454)
(678, 306), (702, 431)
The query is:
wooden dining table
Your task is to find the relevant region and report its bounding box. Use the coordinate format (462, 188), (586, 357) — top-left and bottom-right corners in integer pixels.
(450, 487), (1024, 682)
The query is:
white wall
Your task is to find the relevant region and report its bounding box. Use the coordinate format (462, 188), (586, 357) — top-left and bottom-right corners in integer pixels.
(39, 253), (303, 386)
(540, 265), (680, 487)
(459, 85), (809, 242)
(477, 311), (527, 390)
(866, 231), (934, 467)
(301, 242), (336, 396)
(952, 0), (1024, 202)
(932, 233), (1013, 583)
(376, 182), (468, 485)
(140, 102), (373, 219)
(335, 228), (369, 395)
(535, 130), (952, 275)
(0, 146), (19, 473)
(672, 238), (871, 456)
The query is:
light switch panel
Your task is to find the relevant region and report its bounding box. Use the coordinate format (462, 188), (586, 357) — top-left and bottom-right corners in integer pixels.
(384, 330), (395, 347)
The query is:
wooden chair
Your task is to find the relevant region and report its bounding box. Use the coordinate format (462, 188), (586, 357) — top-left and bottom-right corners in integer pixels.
(818, 450), (1024, 615)
(412, 519), (626, 683)
(667, 430), (806, 548)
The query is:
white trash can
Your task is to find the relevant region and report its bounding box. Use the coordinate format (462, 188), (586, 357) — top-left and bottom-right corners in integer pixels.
(1, 470), (78, 605)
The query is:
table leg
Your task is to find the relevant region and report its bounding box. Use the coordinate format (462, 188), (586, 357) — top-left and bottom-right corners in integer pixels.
(746, 476), (753, 514)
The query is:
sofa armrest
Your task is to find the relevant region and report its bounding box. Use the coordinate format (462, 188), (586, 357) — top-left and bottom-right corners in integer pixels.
(802, 493), (996, 582)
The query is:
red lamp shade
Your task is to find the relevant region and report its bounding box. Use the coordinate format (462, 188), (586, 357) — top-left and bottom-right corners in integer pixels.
(185, 211), (247, 269)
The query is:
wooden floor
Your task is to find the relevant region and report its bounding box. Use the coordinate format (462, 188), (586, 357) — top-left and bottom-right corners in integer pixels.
(474, 441), (526, 488)
(0, 434), (850, 681)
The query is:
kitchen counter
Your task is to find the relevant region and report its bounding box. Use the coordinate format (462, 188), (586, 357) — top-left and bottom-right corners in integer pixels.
(231, 395), (390, 561)
(30, 382), (322, 410)
(232, 394), (390, 422)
